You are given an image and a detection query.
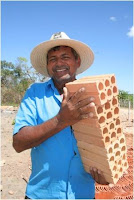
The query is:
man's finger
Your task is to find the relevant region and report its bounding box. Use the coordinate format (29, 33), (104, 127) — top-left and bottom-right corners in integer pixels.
(89, 167), (95, 179)
(93, 167), (100, 183)
(75, 97), (95, 109)
(62, 87), (69, 103)
(80, 112), (94, 120)
(70, 87), (86, 104)
(78, 102), (95, 114)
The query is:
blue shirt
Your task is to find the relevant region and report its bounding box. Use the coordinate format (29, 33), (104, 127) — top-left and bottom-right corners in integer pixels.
(13, 78), (95, 199)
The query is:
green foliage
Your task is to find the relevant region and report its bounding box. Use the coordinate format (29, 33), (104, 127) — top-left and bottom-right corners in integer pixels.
(1, 57), (47, 105)
(118, 90), (128, 99)
(118, 90), (133, 101)
(1, 60), (15, 87)
(12, 119), (15, 125)
(118, 90), (133, 108)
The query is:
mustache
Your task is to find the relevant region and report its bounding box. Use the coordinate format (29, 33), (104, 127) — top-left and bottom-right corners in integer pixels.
(52, 65), (70, 72)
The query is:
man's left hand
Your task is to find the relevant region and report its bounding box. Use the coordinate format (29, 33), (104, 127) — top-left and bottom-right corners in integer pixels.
(89, 167), (109, 185)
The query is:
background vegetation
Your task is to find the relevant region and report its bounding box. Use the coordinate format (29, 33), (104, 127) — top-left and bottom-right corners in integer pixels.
(1, 57), (47, 105)
(1, 58), (133, 108)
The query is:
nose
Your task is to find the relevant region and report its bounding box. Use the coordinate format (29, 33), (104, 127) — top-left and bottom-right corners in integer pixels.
(55, 57), (64, 66)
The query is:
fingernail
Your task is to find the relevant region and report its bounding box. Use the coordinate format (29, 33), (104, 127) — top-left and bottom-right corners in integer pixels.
(93, 167), (97, 172)
(89, 112), (94, 118)
(98, 170), (101, 174)
(80, 87), (85, 92)
(89, 102), (95, 107)
(90, 97), (95, 101)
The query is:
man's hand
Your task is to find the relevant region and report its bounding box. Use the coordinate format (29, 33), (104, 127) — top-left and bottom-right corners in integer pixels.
(58, 87), (95, 126)
(89, 167), (109, 185)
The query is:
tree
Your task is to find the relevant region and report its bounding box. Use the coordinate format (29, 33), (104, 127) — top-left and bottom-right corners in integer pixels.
(118, 90), (133, 108)
(1, 57), (47, 105)
(1, 60), (15, 87)
(118, 90), (130, 100)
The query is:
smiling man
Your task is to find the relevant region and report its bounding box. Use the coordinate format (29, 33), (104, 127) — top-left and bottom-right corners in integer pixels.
(13, 32), (108, 199)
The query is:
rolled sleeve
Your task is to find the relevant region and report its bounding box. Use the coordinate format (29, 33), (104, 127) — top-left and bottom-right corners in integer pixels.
(13, 85), (37, 135)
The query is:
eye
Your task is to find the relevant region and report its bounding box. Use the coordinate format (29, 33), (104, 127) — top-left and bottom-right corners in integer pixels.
(48, 57), (56, 63)
(62, 56), (70, 60)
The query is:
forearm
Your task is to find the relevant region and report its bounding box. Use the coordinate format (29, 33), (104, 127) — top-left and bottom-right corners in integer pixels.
(13, 114), (67, 153)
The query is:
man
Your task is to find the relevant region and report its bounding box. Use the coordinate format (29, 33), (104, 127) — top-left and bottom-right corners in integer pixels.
(13, 32), (108, 199)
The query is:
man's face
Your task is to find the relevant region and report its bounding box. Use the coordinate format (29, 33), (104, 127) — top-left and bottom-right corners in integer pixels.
(47, 46), (81, 84)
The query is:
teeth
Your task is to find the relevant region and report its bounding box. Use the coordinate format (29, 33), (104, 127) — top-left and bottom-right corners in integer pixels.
(56, 69), (66, 72)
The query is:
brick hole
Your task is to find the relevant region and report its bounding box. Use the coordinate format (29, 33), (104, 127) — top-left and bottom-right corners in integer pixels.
(115, 151), (120, 158)
(111, 76), (115, 84)
(100, 92), (105, 100)
(116, 118), (120, 125)
(103, 127), (108, 134)
(110, 123), (114, 129)
(99, 116), (105, 124)
(105, 136), (110, 143)
(111, 132), (116, 138)
(108, 147), (113, 154)
(115, 151), (121, 156)
(114, 143), (119, 149)
(105, 79), (110, 87)
(107, 89), (112, 96)
(110, 156), (114, 162)
(113, 165), (117, 171)
(114, 173), (118, 179)
(121, 146), (126, 151)
(117, 128), (122, 134)
(113, 86), (118, 93)
(120, 138), (125, 144)
(122, 153), (126, 160)
(112, 98), (118, 106)
(114, 197), (123, 200)
(119, 167), (123, 172)
(97, 107), (103, 114)
(125, 196), (133, 199)
(107, 112), (112, 119)
(114, 107), (119, 114)
(118, 160), (122, 165)
(105, 102), (110, 109)
(98, 82), (104, 90)
(123, 161), (128, 167)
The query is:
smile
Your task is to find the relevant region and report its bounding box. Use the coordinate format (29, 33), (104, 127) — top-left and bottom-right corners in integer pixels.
(56, 69), (67, 72)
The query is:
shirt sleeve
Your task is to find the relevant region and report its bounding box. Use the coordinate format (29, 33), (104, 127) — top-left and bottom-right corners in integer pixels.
(13, 84), (37, 135)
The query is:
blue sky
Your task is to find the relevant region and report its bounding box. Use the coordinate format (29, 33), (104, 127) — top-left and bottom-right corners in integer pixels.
(1, 1), (133, 93)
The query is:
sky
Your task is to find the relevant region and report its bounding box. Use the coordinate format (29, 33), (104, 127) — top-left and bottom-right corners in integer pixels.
(1, 1), (133, 94)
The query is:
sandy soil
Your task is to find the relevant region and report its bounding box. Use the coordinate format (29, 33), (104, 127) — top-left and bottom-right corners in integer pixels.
(0, 106), (133, 199)
(1, 107), (31, 199)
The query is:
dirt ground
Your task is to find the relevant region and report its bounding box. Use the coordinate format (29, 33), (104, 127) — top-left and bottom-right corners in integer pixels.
(1, 107), (31, 199)
(0, 106), (133, 199)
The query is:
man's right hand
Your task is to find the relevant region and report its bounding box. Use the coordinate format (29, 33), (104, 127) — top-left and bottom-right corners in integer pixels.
(58, 87), (95, 126)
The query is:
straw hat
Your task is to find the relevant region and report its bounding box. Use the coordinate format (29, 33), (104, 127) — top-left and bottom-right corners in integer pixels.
(30, 32), (94, 77)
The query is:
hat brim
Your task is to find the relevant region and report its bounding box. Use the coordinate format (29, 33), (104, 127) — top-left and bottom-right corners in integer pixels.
(30, 39), (94, 77)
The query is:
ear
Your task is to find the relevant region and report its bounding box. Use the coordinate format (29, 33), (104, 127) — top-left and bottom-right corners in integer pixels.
(76, 56), (81, 68)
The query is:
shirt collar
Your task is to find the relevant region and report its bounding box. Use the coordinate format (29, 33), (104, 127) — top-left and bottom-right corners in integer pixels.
(47, 78), (63, 103)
